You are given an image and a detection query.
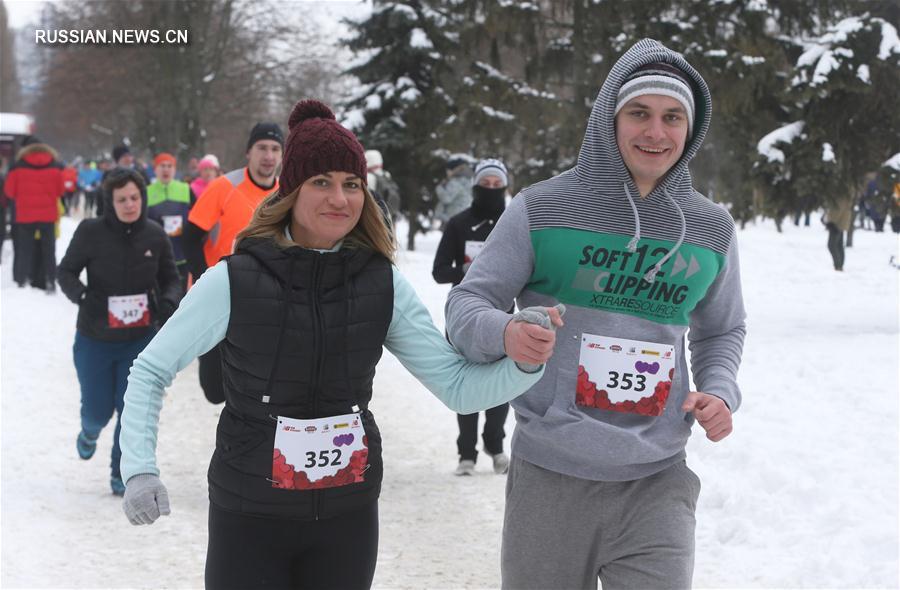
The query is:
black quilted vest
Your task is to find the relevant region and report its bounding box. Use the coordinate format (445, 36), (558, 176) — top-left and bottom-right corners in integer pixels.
(208, 237), (393, 520)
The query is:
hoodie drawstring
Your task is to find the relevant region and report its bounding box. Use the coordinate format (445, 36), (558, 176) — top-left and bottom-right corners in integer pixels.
(623, 182), (641, 253)
(643, 187), (686, 283)
(622, 184), (687, 284)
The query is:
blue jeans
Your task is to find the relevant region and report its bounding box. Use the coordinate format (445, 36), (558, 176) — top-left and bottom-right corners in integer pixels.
(73, 331), (155, 477)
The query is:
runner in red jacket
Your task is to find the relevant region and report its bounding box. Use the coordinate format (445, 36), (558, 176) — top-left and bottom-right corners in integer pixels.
(3, 137), (65, 291)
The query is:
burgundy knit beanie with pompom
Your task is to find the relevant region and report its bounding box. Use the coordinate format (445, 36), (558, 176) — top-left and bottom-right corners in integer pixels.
(277, 99), (367, 197)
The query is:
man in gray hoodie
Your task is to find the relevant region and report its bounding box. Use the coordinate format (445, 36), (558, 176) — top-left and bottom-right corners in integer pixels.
(446, 39), (745, 589)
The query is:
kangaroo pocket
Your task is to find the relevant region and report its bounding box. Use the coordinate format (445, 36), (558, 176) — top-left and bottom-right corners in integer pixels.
(510, 368), (565, 422)
(545, 368), (584, 422)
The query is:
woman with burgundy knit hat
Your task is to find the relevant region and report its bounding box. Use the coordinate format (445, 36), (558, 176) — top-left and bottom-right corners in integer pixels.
(118, 99), (562, 589)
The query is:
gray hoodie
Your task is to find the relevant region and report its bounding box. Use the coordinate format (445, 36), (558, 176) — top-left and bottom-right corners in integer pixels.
(445, 39), (746, 482)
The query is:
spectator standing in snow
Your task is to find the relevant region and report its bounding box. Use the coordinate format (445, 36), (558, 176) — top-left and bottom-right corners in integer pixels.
(77, 159), (100, 213)
(446, 40), (746, 589)
(891, 182), (900, 233)
(118, 99), (558, 590)
(858, 173), (885, 232)
(434, 156), (473, 227)
(0, 158), (6, 256)
(80, 160), (104, 217)
(182, 156), (200, 185)
(58, 169), (181, 496)
(3, 135), (65, 292)
(433, 157), (513, 476)
(824, 197), (852, 271)
(184, 122), (284, 405)
(61, 160), (79, 215)
(365, 149), (402, 225)
(189, 154), (220, 198)
(146, 152), (196, 292)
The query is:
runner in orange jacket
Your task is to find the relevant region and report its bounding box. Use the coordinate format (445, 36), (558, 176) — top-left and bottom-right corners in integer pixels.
(183, 122), (284, 404)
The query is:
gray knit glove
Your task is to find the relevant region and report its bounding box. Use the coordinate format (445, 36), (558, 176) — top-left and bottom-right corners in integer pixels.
(123, 474), (171, 525)
(511, 303), (566, 372)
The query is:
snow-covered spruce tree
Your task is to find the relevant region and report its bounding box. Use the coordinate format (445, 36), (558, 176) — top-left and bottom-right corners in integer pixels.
(437, 1), (691, 191)
(435, 0), (567, 188)
(781, 13), (900, 237)
(343, 0), (455, 250)
(664, 0), (808, 225)
(752, 120), (817, 231)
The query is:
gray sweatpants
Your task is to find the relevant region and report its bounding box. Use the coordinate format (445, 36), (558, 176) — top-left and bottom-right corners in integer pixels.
(501, 456), (701, 590)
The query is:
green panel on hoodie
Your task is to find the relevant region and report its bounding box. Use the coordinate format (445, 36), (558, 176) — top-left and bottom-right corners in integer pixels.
(529, 227), (725, 325)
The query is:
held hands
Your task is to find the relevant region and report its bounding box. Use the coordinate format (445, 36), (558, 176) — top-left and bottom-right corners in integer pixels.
(505, 304), (566, 372)
(682, 392), (732, 442)
(123, 474), (171, 525)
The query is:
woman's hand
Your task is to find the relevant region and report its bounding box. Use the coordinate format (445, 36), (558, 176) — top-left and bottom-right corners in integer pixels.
(123, 474), (171, 525)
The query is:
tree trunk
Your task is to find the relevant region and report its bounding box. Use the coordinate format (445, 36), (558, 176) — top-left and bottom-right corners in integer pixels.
(405, 188), (419, 252)
(846, 209), (856, 247)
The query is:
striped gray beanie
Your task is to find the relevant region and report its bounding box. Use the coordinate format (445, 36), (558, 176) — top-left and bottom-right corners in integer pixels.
(614, 62), (695, 135)
(473, 158), (509, 187)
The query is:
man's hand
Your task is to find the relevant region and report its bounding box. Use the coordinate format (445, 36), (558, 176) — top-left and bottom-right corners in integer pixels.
(504, 305), (565, 370)
(682, 392), (732, 442)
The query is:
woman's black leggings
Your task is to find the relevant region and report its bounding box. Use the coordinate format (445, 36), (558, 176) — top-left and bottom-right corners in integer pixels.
(205, 501), (379, 590)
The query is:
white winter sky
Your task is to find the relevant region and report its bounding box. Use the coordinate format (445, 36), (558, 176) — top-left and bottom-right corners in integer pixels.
(5, 0), (369, 29)
(5, 0), (44, 28)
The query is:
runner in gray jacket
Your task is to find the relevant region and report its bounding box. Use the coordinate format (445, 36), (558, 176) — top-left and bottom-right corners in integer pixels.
(446, 39), (746, 589)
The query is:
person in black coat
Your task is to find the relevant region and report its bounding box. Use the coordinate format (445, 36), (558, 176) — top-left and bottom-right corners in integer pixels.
(58, 168), (182, 496)
(432, 158), (513, 476)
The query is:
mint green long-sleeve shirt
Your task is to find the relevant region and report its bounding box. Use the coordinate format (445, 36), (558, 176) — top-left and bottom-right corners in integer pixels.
(119, 258), (542, 483)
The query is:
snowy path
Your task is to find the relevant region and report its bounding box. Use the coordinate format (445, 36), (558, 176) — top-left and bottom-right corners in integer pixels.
(1, 217), (897, 589)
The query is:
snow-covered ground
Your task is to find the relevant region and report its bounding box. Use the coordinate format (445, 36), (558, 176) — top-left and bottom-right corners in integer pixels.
(1, 216), (898, 589)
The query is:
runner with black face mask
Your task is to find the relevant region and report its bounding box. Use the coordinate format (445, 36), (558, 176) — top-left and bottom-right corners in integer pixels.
(433, 158), (514, 476)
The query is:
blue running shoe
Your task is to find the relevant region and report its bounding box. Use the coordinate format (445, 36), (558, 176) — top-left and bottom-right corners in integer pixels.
(110, 475), (126, 496)
(76, 430), (97, 460)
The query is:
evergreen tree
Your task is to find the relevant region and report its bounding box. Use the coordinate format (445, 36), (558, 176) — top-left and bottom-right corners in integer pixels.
(345, 0), (896, 243)
(343, 1), (455, 249)
(435, 0), (567, 187)
(758, 13), (900, 236)
(0, 0), (22, 113)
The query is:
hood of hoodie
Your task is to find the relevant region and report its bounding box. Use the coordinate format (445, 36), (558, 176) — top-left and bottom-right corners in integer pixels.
(575, 38), (711, 202)
(103, 175), (149, 233)
(15, 143), (60, 169)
